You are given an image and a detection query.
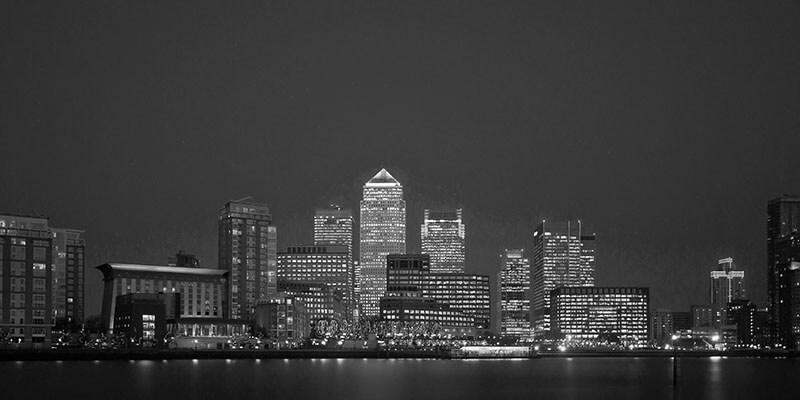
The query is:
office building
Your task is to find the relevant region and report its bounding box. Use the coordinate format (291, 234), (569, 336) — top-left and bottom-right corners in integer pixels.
(385, 254), (430, 296)
(383, 254), (490, 329)
(97, 263), (231, 333)
(532, 220), (596, 337)
(218, 199), (277, 320)
(379, 295), (476, 337)
(313, 208), (355, 318)
(0, 214), (53, 348)
(767, 195), (800, 348)
(710, 257), (745, 327)
(277, 280), (345, 323)
(499, 249), (531, 337)
(51, 228), (85, 329)
(277, 245), (352, 321)
(254, 293), (309, 346)
(359, 168), (406, 317)
(421, 209), (466, 273)
(550, 287), (649, 343)
(425, 273), (491, 329)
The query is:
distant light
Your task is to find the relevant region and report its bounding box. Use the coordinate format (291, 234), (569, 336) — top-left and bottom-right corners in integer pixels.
(558, 345), (566, 352)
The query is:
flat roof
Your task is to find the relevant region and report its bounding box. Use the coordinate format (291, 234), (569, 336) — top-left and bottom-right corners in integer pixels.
(96, 263), (228, 277)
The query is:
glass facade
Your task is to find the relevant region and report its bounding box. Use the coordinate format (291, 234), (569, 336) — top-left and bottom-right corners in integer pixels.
(532, 220), (596, 338)
(359, 169), (406, 317)
(499, 249), (531, 338)
(551, 287), (649, 343)
(218, 200), (277, 320)
(421, 209), (465, 274)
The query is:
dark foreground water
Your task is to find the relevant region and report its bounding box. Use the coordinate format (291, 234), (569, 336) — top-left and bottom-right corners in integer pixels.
(1, 357), (797, 399)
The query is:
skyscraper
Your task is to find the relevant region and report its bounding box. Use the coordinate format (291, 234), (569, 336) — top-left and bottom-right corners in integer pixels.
(499, 249), (531, 338)
(531, 220), (596, 338)
(710, 257), (745, 327)
(51, 228), (85, 328)
(421, 209), (466, 274)
(313, 208), (355, 319)
(359, 168), (406, 317)
(767, 195), (800, 348)
(218, 199), (277, 320)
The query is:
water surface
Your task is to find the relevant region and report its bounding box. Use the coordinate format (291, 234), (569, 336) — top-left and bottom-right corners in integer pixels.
(2, 357), (795, 399)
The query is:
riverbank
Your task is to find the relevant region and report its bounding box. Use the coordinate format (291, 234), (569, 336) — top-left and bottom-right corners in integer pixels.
(0, 348), (795, 361)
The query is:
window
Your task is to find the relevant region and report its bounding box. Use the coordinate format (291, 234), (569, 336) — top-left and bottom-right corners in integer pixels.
(142, 314), (156, 339)
(33, 247), (47, 261)
(32, 263), (47, 277)
(11, 245), (26, 260)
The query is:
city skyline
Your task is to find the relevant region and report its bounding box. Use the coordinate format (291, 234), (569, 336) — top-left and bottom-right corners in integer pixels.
(0, 171), (791, 321)
(2, 1), (798, 327)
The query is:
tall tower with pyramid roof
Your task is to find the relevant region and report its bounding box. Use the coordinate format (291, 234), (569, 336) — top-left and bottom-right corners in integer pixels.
(359, 168), (406, 317)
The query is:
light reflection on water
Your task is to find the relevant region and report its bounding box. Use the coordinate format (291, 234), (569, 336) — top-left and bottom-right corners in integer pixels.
(2, 357), (798, 400)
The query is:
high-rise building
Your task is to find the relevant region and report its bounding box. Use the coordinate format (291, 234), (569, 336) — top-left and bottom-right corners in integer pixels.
(550, 287), (649, 344)
(277, 245), (352, 321)
(531, 220), (596, 337)
(421, 209), (466, 274)
(51, 228), (85, 329)
(359, 168), (406, 317)
(313, 208), (355, 319)
(0, 214), (54, 348)
(710, 257), (745, 327)
(499, 249), (531, 338)
(767, 195), (800, 348)
(218, 200), (277, 320)
(650, 309), (674, 347)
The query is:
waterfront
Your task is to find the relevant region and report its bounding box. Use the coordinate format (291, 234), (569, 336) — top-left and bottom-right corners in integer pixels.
(2, 357), (798, 399)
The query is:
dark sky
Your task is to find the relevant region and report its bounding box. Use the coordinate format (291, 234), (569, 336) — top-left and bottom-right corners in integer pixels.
(2, 1), (799, 318)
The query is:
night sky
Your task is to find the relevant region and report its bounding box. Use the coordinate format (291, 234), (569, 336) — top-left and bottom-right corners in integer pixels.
(2, 1), (799, 319)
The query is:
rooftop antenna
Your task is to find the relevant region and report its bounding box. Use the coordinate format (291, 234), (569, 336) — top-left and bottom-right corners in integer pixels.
(233, 196), (253, 203)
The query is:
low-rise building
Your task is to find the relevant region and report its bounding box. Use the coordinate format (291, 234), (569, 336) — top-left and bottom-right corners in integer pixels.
(550, 287), (649, 344)
(277, 280), (345, 323)
(97, 263), (235, 335)
(254, 293), (309, 346)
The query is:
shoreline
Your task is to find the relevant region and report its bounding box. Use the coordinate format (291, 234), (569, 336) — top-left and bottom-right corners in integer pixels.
(0, 349), (795, 362)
